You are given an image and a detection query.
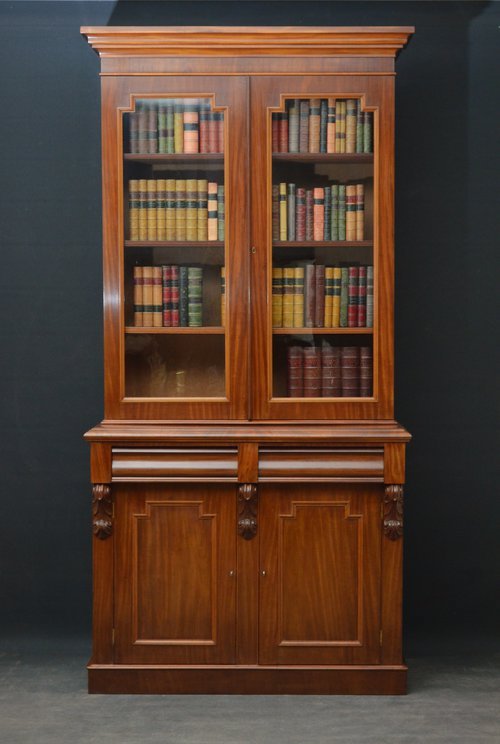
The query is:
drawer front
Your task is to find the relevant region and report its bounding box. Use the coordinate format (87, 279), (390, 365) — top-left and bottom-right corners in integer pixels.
(258, 448), (384, 479)
(112, 447), (238, 478)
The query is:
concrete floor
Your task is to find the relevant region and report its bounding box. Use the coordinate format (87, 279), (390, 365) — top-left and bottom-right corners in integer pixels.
(0, 639), (498, 744)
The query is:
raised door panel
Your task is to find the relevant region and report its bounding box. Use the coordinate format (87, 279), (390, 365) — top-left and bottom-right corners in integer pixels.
(114, 484), (236, 664)
(259, 484), (381, 665)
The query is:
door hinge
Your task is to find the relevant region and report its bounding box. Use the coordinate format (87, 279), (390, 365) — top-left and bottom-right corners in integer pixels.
(379, 629), (383, 646)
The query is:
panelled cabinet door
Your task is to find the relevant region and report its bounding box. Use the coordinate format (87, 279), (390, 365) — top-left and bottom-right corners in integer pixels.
(113, 484), (236, 664)
(259, 484), (382, 665)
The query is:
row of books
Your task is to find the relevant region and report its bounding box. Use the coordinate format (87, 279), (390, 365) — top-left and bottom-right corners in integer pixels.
(272, 99), (373, 154)
(129, 179), (224, 242)
(133, 265), (225, 328)
(272, 182), (365, 242)
(128, 99), (224, 154)
(273, 265), (373, 329)
(287, 345), (372, 398)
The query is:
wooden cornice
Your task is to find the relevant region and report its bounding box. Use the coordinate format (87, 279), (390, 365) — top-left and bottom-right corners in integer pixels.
(81, 26), (414, 59)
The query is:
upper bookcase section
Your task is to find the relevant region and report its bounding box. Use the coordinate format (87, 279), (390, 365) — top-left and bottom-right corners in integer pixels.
(81, 26), (414, 75)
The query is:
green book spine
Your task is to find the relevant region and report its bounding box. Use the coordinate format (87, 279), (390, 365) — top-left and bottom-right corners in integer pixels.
(356, 101), (363, 154)
(188, 267), (203, 327)
(166, 102), (174, 154)
(179, 266), (189, 326)
(338, 185), (346, 241)
(197, 179), (208, 241)
(158, 105), (167, 154)
(174, 102), (184, 153)
(331, 184), (339, 241)
(287, 183), (296, 241)
(217, 185), (225, 241)
(363, 111), (373, 153)
(340, 267), (349, 327)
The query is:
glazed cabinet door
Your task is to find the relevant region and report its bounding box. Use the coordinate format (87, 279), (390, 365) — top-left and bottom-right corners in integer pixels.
(259, 484), (382, 665)
(113, 483), (236, 664)
(101, 75), (249, 420)
(250, 76), (394, 420)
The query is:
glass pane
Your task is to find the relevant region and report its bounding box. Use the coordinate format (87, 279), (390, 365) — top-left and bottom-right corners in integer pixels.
(270, 97), (374, 399)
(122, 97), (226, 399)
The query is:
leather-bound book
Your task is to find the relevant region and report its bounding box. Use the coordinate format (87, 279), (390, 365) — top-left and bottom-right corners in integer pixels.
(208, 112), (218, 153)
(338, 185), (346, 240)
(366, 265), (374, 328)
(217, 185), (225, 241)
(313, 187), (324, 241)
(321, 345), (341, 397)
(308, 98), (321, 153)
(332, 267), (342, 327)
(305, 189), (314, 240)
(137, 101), (148, 154)
(279, 183), (287, 241)
(133, 266), (143, 326)
(304, 263), (316, 328)
(185, 179), (197, 242)
(216, 112), (224, 153)
(156, 179), (166, 241)
(346, 99), (357, 153)
(197, 179), (208, 241)
(330, 183), (339, 241)
(282, 267), (295, 328)
(336, 99), (346, 153)
(174, 102), (184, 153)
(345, 184), (357, 241)
(340, 266), (349, 327)
(363, 111), (373, 153)
(319, 99), (328, 153)
(165, 179), (176, 240)
(138, 179), (147, 241)
(293, 267), (305, 327)
(295, 187), (306, 241)
(341, 346), (360, 397)
(358, 265), (367, 327)
(272, 113), (279, 152)
(347, 265), (359, 327)
(360, 345), (373, 396)
(188, 267), (203, 327)
(158, 105), (167, 154)
(356, 183), (364, 241)
(142, 266), (154, 327)
(278, 111), (289, 153)
(287, 345), (304, 397)
(199, 101), (210, 153)
(207, 182), (218, 241)
(183, 102), (199, 153)
(220, 266), (226, 327)
(272, 185), (280, 241)
(146, 180), (157, 241)
(152, 266), (163, 327)
(326, 98), (336, 153)
(324, 267), (334, 327)
(179, 266), (189, 326)
(272, 267), (283, 328)
(128, 180), (139, 241)
(166, 101), (174, 154)
(356, 100), (363, 153)
(314, 264), (325, 328)
(147, 103), (158, 154)
(287, 183), (296, 241)
(175, 179), (186, 241)
(303, 346), (322, 397)
(288, 99), (300, 153)
(299, 100), (309, 153)
(170, 265), (180, 327)
(162, 265), (172, 327)
(323, 186), (331, 240)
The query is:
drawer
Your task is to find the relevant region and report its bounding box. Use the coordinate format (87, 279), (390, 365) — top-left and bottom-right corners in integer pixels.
(258, 448), (384, 479)
(112, 447), (238, 479)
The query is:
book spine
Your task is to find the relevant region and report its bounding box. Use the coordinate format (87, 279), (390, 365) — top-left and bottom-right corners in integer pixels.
(199, 102), (210, 153)
(183, 103), (199, 153)
(278, 111), (289, 153)
(128, 180), (139, 241)
(337, 100), (346, 153)
(299, 100), (309, 153)
(313, 187), (324, 241)
(288, 99), (300, 153)
(129, 112), (139, 154)
(293, 267), (305, 327)
(346, 184), (357, 241)
(321, 345), (341, 397)
(217, 185), (225, 241)
(162, 265), (172, 327)
(216, 112), (224, 153)
(295, 187), (306, 242)
(314, 264), (325, 328)
(174, 102), (184, 153)
(356, 183), (364, 241)
(279, 183), (287, 241)
(332, 267), (341, 327)
(287, 183), (296, 241)
(347, 266), (359, 328)
(142, 266), (153, 326)
(166, 101), (174, 154)
(137, 102), (148, 154)
(171, 265), (180, 327)
(138, 179), (147, 241)
(179, 266), (189, 326)
(152, 266), (163, 327)
(303, 346), (322, 397)
(147, 179), (157, 241)
(356, 100), (363, 154)
(208, 112), (218, 153)
(319, 99), (328, 153)
(305, 189), (314, 240)
(341, 346), (360, 397)
(363, 111), (373, 153)
(282, 267), (295, 328)
(175, 179), (186, 241)
(197, 179), (208, 241)
(366, 265), (374, 328)
(340, 266), (349, 327)
(147, 103), (158, 154)
(330, 183), (339, 241)
(188, 267), (203, 327)
(324, 267), (334, 328)
(338, 185), (346, 241)
(166, 178), (176, 241)
(185, 179), (198, 242)
(327, 98), (336, 153)
(207, 182), (218, 241)
(156, 179), (166, 241)
(272, 185), (280, 241)
(360, 346), (373, 397)
(308, 98), (321, 153)
(220, 266), (226, 327)
(272, 113), (279, 152)
(304, 263), (315, 328)
(287, 346), (304, 397)
(158, 105), (167, 154)
(323, 186), (331, 241)
(346, 98), (357, 153)
(358, 265), (367, 327)
(133, 266), (143, 326)
(272, 267), (283, 328)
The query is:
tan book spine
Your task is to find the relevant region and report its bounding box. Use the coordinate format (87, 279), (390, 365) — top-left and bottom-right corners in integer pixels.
(293, 266), (305, 327)
(356, 183), (365, 241)
(332, 267), (341, 327)
(174, 102), (184, 153)
(279, 182), (287, 241)
(183, 104), (199, 153)
(152, 266), (163, 327)
(138, 179), (147, 241)
(313, 187), (324, 242)
(165, 178), (176, 241)
(282, 267), (294, 328)
(129, 179), (139, 241)
(142, 266), (153, 326)
(220, 266), (226, 327)
(326, 98), (336, 154)
(175, 179), (186, 241)
(185, 178), (198, 241)
(133, 265), (143, 326)
(207, 181), (218, 241)
(346, 184), (357, 241)
(146, 179), (157, 241)
(197, 179), (208, 241)
(346, 99), (357, 154)
(308, 98), (321, 153)
(324, 266), (334, 327)
(156, 179), (166, 241)
(272, 267), (283, 328)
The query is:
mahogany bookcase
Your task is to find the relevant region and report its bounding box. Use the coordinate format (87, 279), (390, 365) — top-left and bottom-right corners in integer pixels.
(82, 26), (413, 695)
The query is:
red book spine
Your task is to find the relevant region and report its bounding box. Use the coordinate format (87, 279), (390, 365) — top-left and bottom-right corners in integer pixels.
(347, 266), (359, 328)
(321, 345), (341, 397)
(303, 346), (322, 398)
(304, 264), (316, 328)
(296, 187), (306, 241)
(162, 265), (172, 327)
(305, 189), (314, 240)
(171, 265), (180, 327)
(359, 346), (372, 396)
(272, 114), (279, 152)
(314, 265), (325, 328)
(278, 112), (289, 153)
(287, 346), (303, 397)
(341, 346), (360, 397)
(358, 265), (367, 327)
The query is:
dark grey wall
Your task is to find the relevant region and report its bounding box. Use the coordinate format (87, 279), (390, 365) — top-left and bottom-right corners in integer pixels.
(0, 2), (498, 648)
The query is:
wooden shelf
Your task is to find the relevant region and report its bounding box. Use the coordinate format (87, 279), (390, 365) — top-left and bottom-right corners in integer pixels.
(272, 153), (373, 164)
(124, 153), (223, 163)
(273, 328), (373, 335)
(125, 326), (225, 335)
(273, 241), (373, 248)
(125, 241), (224, 248)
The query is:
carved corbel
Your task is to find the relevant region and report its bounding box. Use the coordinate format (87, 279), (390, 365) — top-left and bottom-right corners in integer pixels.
(92, 484), (113, 540)
(383, 485), (403, 540)
(238, 484), (257, 540)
